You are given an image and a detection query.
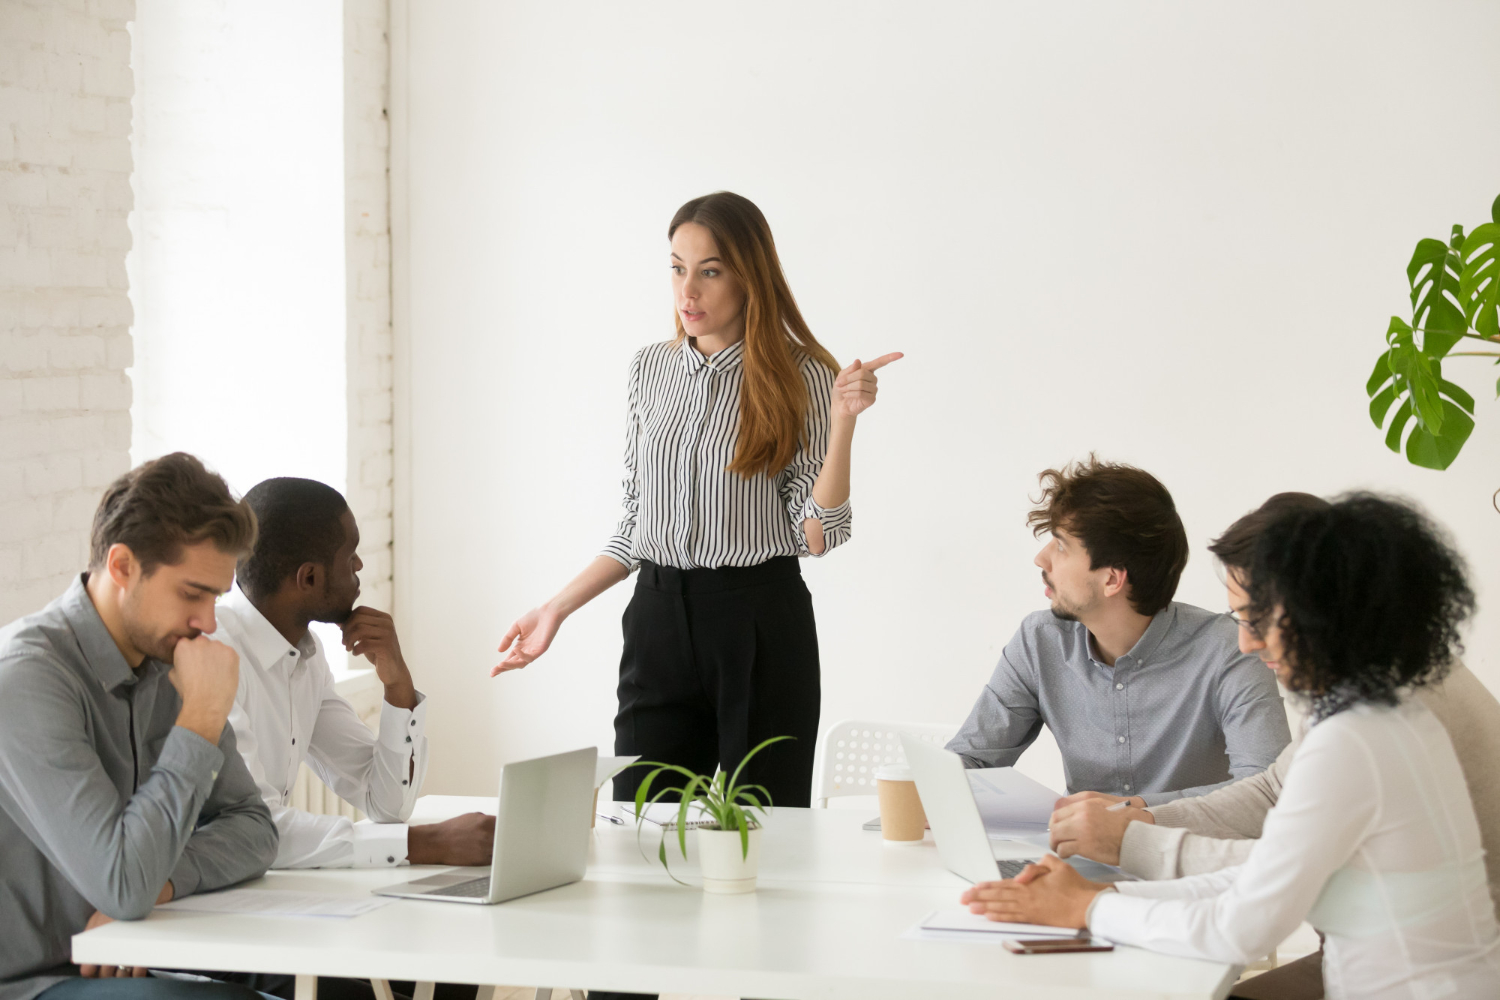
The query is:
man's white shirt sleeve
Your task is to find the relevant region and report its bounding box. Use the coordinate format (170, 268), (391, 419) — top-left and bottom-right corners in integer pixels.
(215, 594), (430, 869)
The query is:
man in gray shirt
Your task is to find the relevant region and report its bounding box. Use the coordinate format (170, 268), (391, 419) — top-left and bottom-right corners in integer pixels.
(947, 456), (1290, 804)
(0, 454), (278, 1000)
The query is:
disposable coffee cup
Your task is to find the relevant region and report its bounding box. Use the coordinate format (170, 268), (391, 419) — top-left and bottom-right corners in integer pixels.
(875, 763), (926, 843)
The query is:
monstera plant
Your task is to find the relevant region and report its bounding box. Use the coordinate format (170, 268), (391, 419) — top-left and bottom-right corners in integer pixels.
(1367, 194), (1500, 470)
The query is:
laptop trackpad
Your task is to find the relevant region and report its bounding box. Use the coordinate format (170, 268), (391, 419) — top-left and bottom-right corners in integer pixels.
(404, 868), (487, 888)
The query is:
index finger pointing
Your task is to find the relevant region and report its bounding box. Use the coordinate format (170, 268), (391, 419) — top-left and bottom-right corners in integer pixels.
(861, 352), (904, 371)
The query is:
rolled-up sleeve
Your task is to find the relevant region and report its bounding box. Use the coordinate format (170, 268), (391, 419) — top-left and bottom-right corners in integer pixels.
(780, 358), (852, 556)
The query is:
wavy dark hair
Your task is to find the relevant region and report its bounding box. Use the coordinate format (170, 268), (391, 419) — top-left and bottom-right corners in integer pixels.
(1245, 493), (1473, 715)
(1026, 454), (1188, 616)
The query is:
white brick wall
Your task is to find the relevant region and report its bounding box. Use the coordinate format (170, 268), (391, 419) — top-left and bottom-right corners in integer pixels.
(1, 0), (135, 625)
(345, 0), (395, 613)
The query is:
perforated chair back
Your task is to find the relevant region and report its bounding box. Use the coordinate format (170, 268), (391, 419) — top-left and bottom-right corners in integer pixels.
(814, 719), (960, 806)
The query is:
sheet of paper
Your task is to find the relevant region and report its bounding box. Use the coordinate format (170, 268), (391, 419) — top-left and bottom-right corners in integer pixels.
(595, 755), (641, 790)
(966, 767), (1059, 838)
(919, 907), (1081, 938)
(159, 889), (396, 918)
(618, 800), (717, 828)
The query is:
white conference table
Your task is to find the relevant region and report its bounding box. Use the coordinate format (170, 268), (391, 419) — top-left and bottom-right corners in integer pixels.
(73, 797), (1239, 1000)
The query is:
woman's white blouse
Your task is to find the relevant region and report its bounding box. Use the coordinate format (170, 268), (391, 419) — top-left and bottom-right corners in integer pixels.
(1090, 697), (1500, 1000)
(601, 338), (852, 571)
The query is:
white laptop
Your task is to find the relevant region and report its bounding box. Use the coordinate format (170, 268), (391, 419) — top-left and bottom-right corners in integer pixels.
(900, 735), (1134, 884)
(373, 746), (597, 904)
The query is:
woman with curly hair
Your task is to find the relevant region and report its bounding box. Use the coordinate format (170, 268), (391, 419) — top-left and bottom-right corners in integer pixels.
(962, 494), (1500, 1000)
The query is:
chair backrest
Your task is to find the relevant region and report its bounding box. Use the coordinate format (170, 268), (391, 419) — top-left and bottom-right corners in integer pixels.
(814, 719), (960, 806)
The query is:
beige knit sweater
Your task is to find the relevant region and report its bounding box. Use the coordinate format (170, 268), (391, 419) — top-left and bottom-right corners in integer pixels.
(1118, 662), (1500, 911)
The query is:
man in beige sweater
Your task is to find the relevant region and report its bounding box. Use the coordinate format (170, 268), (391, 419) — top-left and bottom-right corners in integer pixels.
(1047, 493), (1500, 999)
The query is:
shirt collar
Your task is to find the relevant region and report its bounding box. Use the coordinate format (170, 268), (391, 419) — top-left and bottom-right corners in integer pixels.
(679, 336), (746, 375)
(1082, 603), (1177, 669)
(60, 573), (154, 692)
(223, 587), (316, 667)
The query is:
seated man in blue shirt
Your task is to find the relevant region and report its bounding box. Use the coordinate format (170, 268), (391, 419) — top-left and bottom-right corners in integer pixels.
(946, 455), (1290, 805)
(0, 453), (277, 1000)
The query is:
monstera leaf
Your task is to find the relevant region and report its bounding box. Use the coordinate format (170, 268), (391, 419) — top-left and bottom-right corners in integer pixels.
(1460, 195), (1500, 341)
(1407, 226), (1468, 357)
(1367, 316), (1475, 470)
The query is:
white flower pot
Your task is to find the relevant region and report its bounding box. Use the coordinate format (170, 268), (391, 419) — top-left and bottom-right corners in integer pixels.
(697, 826), (762, 894)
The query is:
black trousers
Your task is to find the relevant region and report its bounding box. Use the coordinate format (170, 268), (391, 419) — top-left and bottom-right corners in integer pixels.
(600, 557), (821, 1000)
(611, 556), (821, 810)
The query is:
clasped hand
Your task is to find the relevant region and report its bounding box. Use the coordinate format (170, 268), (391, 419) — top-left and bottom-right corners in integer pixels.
(960, 854), (1107, 930)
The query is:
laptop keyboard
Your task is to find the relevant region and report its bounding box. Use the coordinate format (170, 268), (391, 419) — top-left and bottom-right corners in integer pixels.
(428, 876), (490, 898)
(996, 859), (1031, 879)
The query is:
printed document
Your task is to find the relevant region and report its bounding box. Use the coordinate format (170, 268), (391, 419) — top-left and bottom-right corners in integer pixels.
(966, 767), (1060, 839)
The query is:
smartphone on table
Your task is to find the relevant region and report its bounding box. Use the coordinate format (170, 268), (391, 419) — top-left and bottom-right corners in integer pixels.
(1002, 937), (1115, 954)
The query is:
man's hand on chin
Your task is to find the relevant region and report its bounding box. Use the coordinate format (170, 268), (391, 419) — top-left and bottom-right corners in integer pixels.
(79, 882), (174, 978)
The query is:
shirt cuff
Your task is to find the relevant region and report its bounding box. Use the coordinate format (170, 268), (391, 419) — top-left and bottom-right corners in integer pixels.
(600, 536), (637, 571)
(796, 496), (851, 556)
(377, 689), (427, 752)
(351, 822), (410, 867)
(1117, 820), (1188, 880)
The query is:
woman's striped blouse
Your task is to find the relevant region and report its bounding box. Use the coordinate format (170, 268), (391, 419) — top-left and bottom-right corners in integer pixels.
(600, 337), (853, 571)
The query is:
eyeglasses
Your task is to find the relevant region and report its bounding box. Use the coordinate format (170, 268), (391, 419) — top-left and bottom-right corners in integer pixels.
(1228, 611), (1264, 641)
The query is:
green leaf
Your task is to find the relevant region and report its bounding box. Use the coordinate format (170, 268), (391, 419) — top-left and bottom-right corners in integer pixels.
(1460, 221), (1500, 340)
(1440, 377), (1475, 414)
(1385, 399), (1413, 453)
(1366, 352), (1392, 397)
(1405, 400), (1475, 470)
(1407, 233), (1467, 355)
(1368, 384), (1397, 427)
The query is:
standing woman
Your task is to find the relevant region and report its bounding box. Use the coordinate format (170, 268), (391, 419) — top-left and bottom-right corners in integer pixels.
(493, 191), (900, 811)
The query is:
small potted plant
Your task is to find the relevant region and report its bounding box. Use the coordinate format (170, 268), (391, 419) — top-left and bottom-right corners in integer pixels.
(630, 735), (791, 894)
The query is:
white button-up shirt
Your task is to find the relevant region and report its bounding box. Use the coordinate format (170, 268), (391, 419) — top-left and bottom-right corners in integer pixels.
(214, 589), (429, 868)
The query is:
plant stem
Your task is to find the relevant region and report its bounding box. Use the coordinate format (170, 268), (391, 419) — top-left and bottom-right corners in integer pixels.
(1443, 352), (1500, 359)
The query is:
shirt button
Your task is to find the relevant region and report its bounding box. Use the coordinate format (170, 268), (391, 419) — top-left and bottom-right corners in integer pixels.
(1117, 736), (1126, 744)
(402, 780), (408, 785)
(387, 856), (395, 864)
(1115, 683), (1124, 690)
(410, 720), (416, 727)
(1124, 784), (1132, 791)
(405, 736), (412, 743)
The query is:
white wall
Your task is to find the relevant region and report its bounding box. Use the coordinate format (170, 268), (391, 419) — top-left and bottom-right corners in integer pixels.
(396, 1), (1500, 795)
(129, 0), (346, 497)
(0, 0), (136, 625)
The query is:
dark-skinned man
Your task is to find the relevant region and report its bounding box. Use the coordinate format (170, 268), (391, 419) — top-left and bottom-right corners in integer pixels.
(213, 478), (492, 871)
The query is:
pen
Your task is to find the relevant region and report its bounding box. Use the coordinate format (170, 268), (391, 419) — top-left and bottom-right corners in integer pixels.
(1106, 800), (1129, 812)
(597, 812), (625, 825)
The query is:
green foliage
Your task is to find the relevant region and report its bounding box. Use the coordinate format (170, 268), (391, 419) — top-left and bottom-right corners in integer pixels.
(1367, 194), (1500, 470)
(628, 735), (791, 884)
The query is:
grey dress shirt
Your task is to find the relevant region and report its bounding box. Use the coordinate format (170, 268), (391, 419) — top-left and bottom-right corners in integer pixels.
(0, 576), (278, 1000)
(946, 602), (1291, 805)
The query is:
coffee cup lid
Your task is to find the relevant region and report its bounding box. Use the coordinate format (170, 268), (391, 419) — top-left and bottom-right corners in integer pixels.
(874, 763), (915, 782)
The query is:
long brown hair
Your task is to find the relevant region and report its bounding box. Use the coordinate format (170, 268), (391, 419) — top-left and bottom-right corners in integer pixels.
(669, 192), (840, 479)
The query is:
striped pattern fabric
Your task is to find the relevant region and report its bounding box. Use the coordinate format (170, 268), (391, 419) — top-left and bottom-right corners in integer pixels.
(601, 337), (852, 570)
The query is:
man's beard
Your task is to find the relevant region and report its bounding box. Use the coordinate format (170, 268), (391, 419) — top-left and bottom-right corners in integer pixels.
(1049, 603), (1080, 622)
(122, 596), (197, 663)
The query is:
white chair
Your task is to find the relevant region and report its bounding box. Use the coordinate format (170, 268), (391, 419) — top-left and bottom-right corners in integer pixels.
(813, 719), (960, 807)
